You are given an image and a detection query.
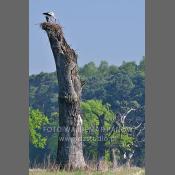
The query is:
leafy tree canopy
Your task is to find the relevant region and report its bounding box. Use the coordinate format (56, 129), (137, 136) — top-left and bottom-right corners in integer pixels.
(29, 108), (49, 149)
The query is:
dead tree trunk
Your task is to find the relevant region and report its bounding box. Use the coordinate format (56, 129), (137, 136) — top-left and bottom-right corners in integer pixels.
(111, 148), (118, 169)
(97, 115), (105, 171)
(41, 22), (86, 169)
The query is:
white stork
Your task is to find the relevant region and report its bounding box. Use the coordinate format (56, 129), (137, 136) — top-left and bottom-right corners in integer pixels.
(43, 11), (56, 23)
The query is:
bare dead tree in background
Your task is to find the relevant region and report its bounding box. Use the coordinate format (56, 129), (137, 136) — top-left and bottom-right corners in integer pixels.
(41, 22), (86, 169)
(108, 108), (144, 168)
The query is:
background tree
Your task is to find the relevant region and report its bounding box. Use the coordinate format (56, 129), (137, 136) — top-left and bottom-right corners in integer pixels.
(81, 100), (114, 170)
(29, 108), (49, 149)
(29, 57), (145, 167)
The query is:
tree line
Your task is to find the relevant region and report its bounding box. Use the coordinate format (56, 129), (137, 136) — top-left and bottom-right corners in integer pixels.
(29, 58), (145, 167)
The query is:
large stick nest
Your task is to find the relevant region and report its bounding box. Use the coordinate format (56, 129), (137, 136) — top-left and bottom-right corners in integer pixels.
(41, 22), (64, 35)
(41, 22), (78, 63)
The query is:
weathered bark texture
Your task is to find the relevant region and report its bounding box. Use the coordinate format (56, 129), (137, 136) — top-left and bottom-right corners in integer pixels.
(125, 152), (133, 167)
(126, 159), (131, 167)
(97, 115), (105, 171)
(111, 148), (118, 169)
(41, 22), (86, 169)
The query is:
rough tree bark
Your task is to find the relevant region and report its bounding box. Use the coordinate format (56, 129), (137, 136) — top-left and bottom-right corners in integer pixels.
(111, 148), (118, 169)
(97, 115), (105, 171)
(41, 22), (86, 169)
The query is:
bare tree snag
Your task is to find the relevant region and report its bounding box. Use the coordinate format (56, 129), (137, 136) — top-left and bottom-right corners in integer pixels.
(97, 115), (105, 171)
(41, 22), (86, 169)
(111, 148), (118, 169)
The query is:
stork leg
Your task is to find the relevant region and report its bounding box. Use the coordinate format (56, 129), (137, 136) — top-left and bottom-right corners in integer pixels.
(46, 16), (49, 22)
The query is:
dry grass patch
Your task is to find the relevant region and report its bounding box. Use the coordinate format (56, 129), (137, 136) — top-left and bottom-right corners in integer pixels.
(29, 167), (145, 175)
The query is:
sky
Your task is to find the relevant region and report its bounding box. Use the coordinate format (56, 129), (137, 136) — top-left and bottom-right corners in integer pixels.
(29, 0), (145, 75)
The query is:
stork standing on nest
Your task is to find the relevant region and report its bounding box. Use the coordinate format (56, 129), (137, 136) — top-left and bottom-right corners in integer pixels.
(43, 11), (56, 23)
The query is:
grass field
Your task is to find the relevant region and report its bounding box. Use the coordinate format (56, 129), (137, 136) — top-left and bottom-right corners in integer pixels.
(29, 167), (145, 175)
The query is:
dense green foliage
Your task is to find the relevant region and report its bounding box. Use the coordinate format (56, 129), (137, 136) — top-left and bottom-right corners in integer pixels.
(81, 100), (114, 160)
(29, 58), (145, 166)
(81, 100), (137, 163)
(29, 108), (49, 148)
